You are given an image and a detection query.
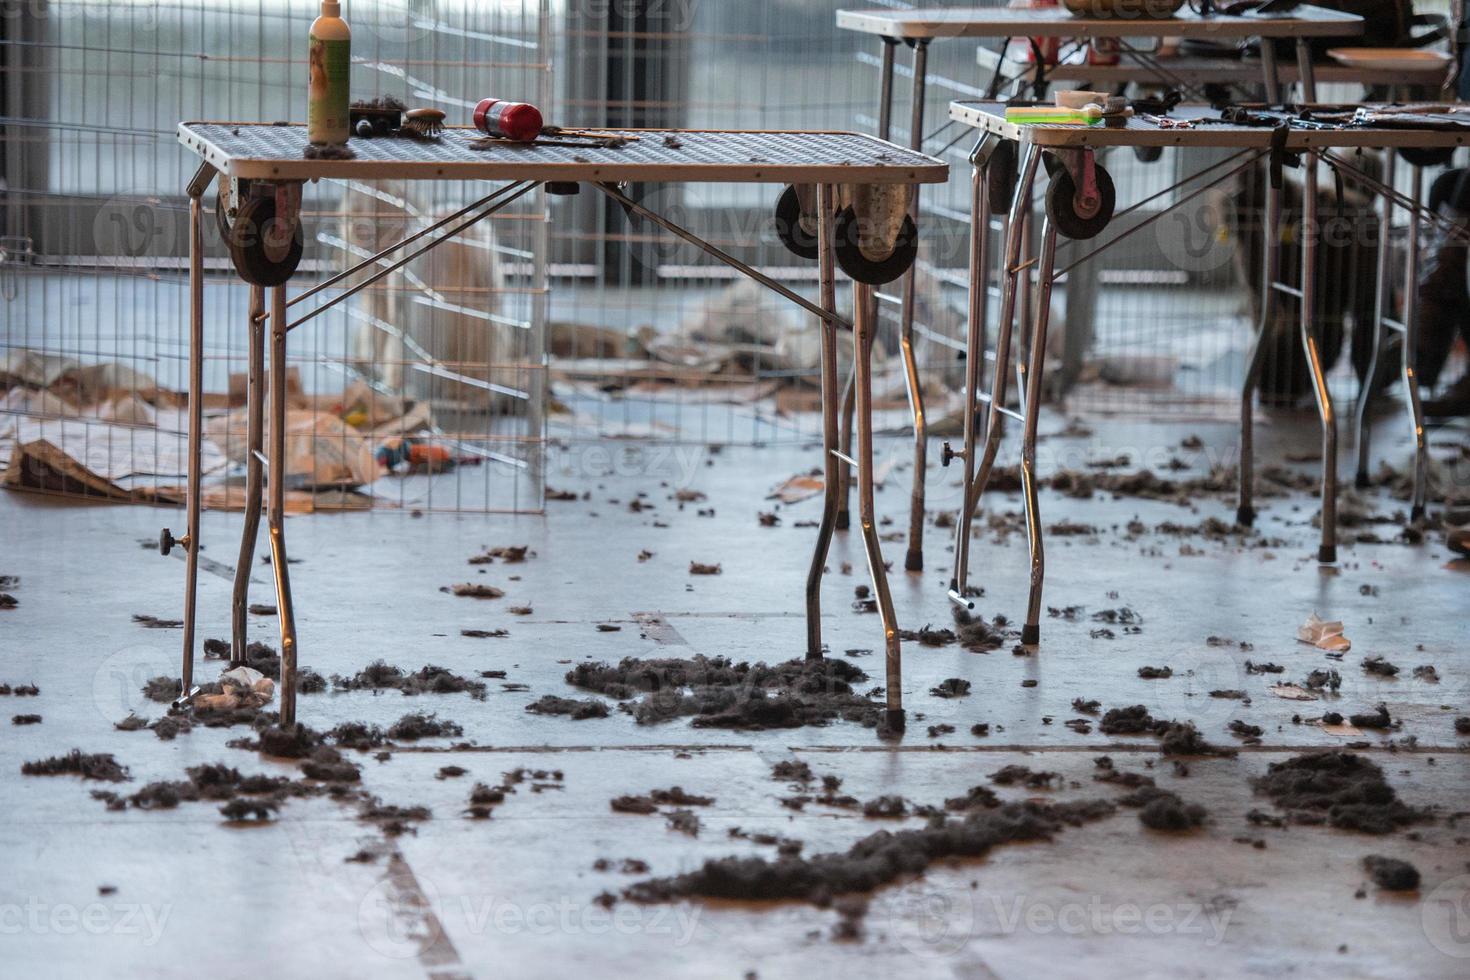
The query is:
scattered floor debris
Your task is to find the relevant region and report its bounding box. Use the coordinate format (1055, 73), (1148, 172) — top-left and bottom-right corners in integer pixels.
(1297, 613), (1351, 652)
(12, 714), (41, 725)
(132, 614), (183, 629)
(1361, 656), (1399, 678)
(929, 678), (971, 699)
(1137, 666), (1172, 679)
(462, 628), (509, 638)
(443, 583), (505, 599)
(22, 750), (130, 782)
(566, 655), (883, 731)
(468, 545), (531, 565)
(331, 661), (488, 700)
(1362, 855), (1421, 891)
(688, 562), (721, 575)
(625, 799), (1116, 905)
(141, 676), (181, 703)
(1251, 751), (1428, 834)
(525, 695), (610, 720)
(991, 765), (1059, 789)
(1120, 786), (1207, 832)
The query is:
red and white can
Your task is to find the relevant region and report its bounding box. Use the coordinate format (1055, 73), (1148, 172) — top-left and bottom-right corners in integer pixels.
(472, 99), (543, 142)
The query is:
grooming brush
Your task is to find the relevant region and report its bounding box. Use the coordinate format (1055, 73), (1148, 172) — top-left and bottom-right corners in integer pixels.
(399, 108), (445, 139)
(349, 96), (405, 138)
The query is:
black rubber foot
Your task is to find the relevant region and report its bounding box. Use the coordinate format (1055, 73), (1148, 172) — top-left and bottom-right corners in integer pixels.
(882, 708), (906, 734)
(835, 510), (850, 531)
(1354, 471), (1370, 490)
(904, 549), (923, 572)
(1235, 505), (1256, 527)
(806, 648), (825, 661)
(1318, 545), (1337, 564)
(1021, 623), (1040, 645)
(1410, 505), (1426, 524)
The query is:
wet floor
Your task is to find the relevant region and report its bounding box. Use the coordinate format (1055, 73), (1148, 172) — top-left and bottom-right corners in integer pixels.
(2, 410), (1467, 978)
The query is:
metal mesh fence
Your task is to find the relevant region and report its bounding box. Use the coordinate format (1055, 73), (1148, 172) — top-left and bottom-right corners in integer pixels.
(1, 0), (550, 513)
(2, 0), (1460, 509)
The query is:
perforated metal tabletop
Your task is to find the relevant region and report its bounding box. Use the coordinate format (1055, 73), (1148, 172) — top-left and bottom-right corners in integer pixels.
(836, 5), (1362, 40)
(949, 100), (1470, 149)
(177, 123), (949, 184)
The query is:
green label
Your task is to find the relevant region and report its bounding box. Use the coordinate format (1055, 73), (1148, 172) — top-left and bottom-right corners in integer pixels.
(307, 35), (351, 143)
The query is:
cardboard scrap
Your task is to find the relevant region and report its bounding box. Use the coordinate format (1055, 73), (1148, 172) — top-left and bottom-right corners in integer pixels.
(1297, 613), (1350, 652)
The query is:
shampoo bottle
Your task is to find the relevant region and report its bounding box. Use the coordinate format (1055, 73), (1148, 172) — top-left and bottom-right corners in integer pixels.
(307, 0), (351, 145)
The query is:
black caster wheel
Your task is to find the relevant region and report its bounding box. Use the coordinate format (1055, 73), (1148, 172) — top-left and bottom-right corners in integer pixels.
(1398, 146), (1455, 168)
(833, 206), (918, 285)
(1133, 144), (1164, 164)
(1045, 164), (1115, 241)
(774, 185), (820, 260)
(227, 194), (304, 288)
(1042, 151), (1062, 178)
(985, 140), (1017, 215)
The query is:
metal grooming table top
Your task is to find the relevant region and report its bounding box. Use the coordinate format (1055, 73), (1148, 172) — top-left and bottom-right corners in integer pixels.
(177, 123), (949, 184)
(836, 5), (1362, 40)
(949, 100), (1470, 149)
(974, 47), (1452, 88)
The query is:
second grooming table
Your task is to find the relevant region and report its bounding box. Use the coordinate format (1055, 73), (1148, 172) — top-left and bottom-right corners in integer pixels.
(944, 100), (1465, 641)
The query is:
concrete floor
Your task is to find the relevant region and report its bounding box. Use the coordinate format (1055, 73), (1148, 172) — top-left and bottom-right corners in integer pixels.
(2, 409), (1468, 979)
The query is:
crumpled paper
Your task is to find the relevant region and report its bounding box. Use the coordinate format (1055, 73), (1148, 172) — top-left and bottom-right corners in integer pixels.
(1297, 613), (1351, 652)
(195, 666), (276, 711)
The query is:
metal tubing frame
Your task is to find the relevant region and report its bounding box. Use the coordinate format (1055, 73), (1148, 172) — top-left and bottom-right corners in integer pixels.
(1402, 165), (1428, 523)
(1019, 217), (1058, 643)
(804, 184), (840, 660)
(268, 284), (301, 727)
(1354, 148), (1395, 489)
(178, 161), (215, 703)
(230, 285), (266, 665)
(853, 280), (904, 731)
(837, 35), (902, 534)
(897, 38), (930, 573)
(1238, 170), (1283, 527)
(1298, 149), (1337, 563)
(949, 150), (992, 606)
(179, 168), (908, 724)
(949, 143), (1040, 614)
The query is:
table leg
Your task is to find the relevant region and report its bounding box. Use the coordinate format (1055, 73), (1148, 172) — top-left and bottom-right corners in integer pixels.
(838, 36), (901, 534)
(179, 181), (206, 700)
(1402, 165), (1428, 523)
(1294, 38), (1317, 102)
(231, 285), (266, 665)
(1299, 152), (1337, 564)
(267, 284), (300, 726)
(1020, 218), (1058, 645)
(805, 184), (840, 661)
(836, 372), (854, 529)
(1355, 149), (1395, 490)
(950, 153), (992, 606)
(960, 144), (1041, 616)
(853, 280), (903, 733)
(898, 38), (929, 572)
(1259, 39), (1281, 103)
(1238, 168), (1282, 527)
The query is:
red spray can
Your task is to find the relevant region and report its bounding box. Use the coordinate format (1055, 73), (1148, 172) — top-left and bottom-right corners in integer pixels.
(472, 99), (543, 142)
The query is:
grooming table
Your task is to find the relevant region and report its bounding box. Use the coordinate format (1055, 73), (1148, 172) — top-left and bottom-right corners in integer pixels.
(832, 5), (1362, 577)
(979, 48), (1452, 95)
(944, 100), (1461, 641)
(173, 122), (947, 731)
